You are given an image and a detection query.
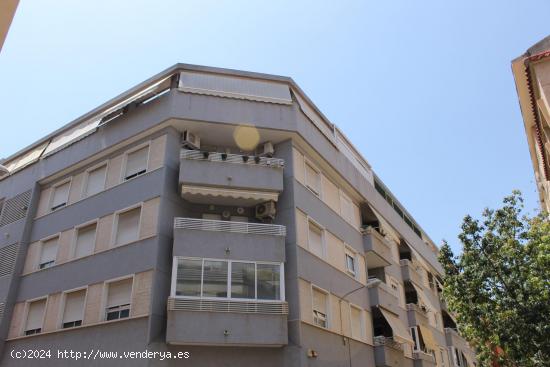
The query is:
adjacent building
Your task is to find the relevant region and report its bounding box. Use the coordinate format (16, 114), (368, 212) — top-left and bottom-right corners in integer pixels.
(512, 35), (550, 213)
(0, 64), (476, 366)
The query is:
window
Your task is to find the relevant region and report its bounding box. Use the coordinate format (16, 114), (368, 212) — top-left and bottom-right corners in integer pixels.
(74, 223), (96, 258)
(50, 181), (70, 211)
(312, 287), (328, 328)
(410, 326), (420, 352)
(62, 290), (86, 328)
(340, 192), (354, 223)
(83, 164), (107, 197)
(105, 278), (132, 321)
(124, 146), (148, 180)
(350, 305), (364, 339)
(176, 258), (202, 297)
(39, 237), (58, 269)
(257, 263), (281, 300)
(308, 221), (324, 258)
(0, 198), (4, 216)
(305, 162), (321, 195)
(202, 260), (228, 298)
(345, 248), (356, 276)
(230, 262), (255, 299)
(25, 299), (46, 335)
(114, 207), (141, 246)
(174, 258), (283, 300)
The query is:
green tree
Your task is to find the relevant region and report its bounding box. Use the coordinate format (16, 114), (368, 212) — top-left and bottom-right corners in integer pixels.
(438, 191), (550, 367)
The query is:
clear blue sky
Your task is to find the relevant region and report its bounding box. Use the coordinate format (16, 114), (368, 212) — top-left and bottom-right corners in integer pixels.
(1, 1), (548, 253)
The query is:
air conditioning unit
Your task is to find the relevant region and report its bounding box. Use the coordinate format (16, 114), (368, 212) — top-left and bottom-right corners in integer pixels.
(255, 201), (276, 220)
(182, 130), (201, 150)
(256, 141), (274, 157)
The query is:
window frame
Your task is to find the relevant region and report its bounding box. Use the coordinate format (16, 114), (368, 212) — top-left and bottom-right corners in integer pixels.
(344, 245), (357, 277)
(304, 159), (322, 197)
(307, 218), (326, 259)
(49, 178), (72, 212)
(171, 257), (285, 302)
(22, 296), (48, 336)
(349, 303), (365, 340)
(71, 220), (98, 259)
(37, 234), (60, 270)
(101, 275), (135, 322)
(81, 160), (109, 199)
(111, 203), (143, 247)
(311, 285), (329, 329)
(120, 142), (150, 182)
(59, 286), (88, 329)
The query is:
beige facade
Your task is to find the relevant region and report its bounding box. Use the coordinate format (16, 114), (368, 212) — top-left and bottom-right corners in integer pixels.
(512, 35), (550, 213)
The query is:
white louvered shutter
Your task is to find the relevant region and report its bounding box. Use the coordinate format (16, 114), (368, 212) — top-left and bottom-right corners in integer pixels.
(107, 279), (132, 308)
(63, 290), (86, 324)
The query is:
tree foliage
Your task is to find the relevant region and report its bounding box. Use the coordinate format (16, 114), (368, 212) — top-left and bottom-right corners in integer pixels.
(438, 191), (550, 367)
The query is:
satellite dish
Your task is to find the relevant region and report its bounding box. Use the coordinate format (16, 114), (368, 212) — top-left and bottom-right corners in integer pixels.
(0, 165), (10, 177)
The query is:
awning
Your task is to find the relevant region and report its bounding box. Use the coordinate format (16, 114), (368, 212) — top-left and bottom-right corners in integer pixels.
(411, 282), (439, 312)
(379, 307), (414, 345)
(181, 185), (279, 205)
(418, 324), (438, 350)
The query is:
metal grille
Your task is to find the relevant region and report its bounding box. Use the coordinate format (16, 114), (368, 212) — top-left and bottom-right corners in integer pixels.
(0, 243), (19, 277)
(168, 297), (288, 315)
(174, 217), (286, 236)
(0, 302), (4, 322)
(181, 149), (285, 168)
(0, 190), (32, 227)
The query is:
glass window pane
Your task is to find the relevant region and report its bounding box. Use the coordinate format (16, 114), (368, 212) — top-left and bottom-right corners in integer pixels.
(257, 264), (280, 300)
(202, 260), (228, 298)
(231, 262), (255, 299)
(176, 258), (202, 297)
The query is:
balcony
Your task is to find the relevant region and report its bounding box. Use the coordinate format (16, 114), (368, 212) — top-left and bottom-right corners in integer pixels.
(445, 327), (467, 348)
(363, 227), (392, 268)
(173, 217), (286, 261)
(166, 297), (288, 346)
(368, 278), (400, 315)
(400, 259), (424, 286)
(406, 303), (429, 326)
(179, 149), (284, 205)
(412, 350), (436, 367)
(373, 336), (409, 367)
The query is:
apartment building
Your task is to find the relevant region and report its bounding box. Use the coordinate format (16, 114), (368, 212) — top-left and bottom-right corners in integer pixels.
(512, 35), (550, 213)
(0, 64), (476, 366)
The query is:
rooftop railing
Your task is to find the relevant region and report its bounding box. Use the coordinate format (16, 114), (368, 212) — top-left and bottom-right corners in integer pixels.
(181, 149), (285, 168)
(174, 217), (286, 236)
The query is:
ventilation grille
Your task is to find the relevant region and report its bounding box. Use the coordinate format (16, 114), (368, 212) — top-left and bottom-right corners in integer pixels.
(0, 243), (19, 277)
(0, 190), (32, 227)
(168, 297), (288, 315)
(0, 302), (4, 322)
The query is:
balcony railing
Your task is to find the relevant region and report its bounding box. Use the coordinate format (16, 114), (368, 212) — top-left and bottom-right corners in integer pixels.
(181, 149), (285, 168)
(413, 350), (436, 362)
(174, 217), (286, 236)
(168, 297), (289, 315)
(373, 336), (403, 351)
